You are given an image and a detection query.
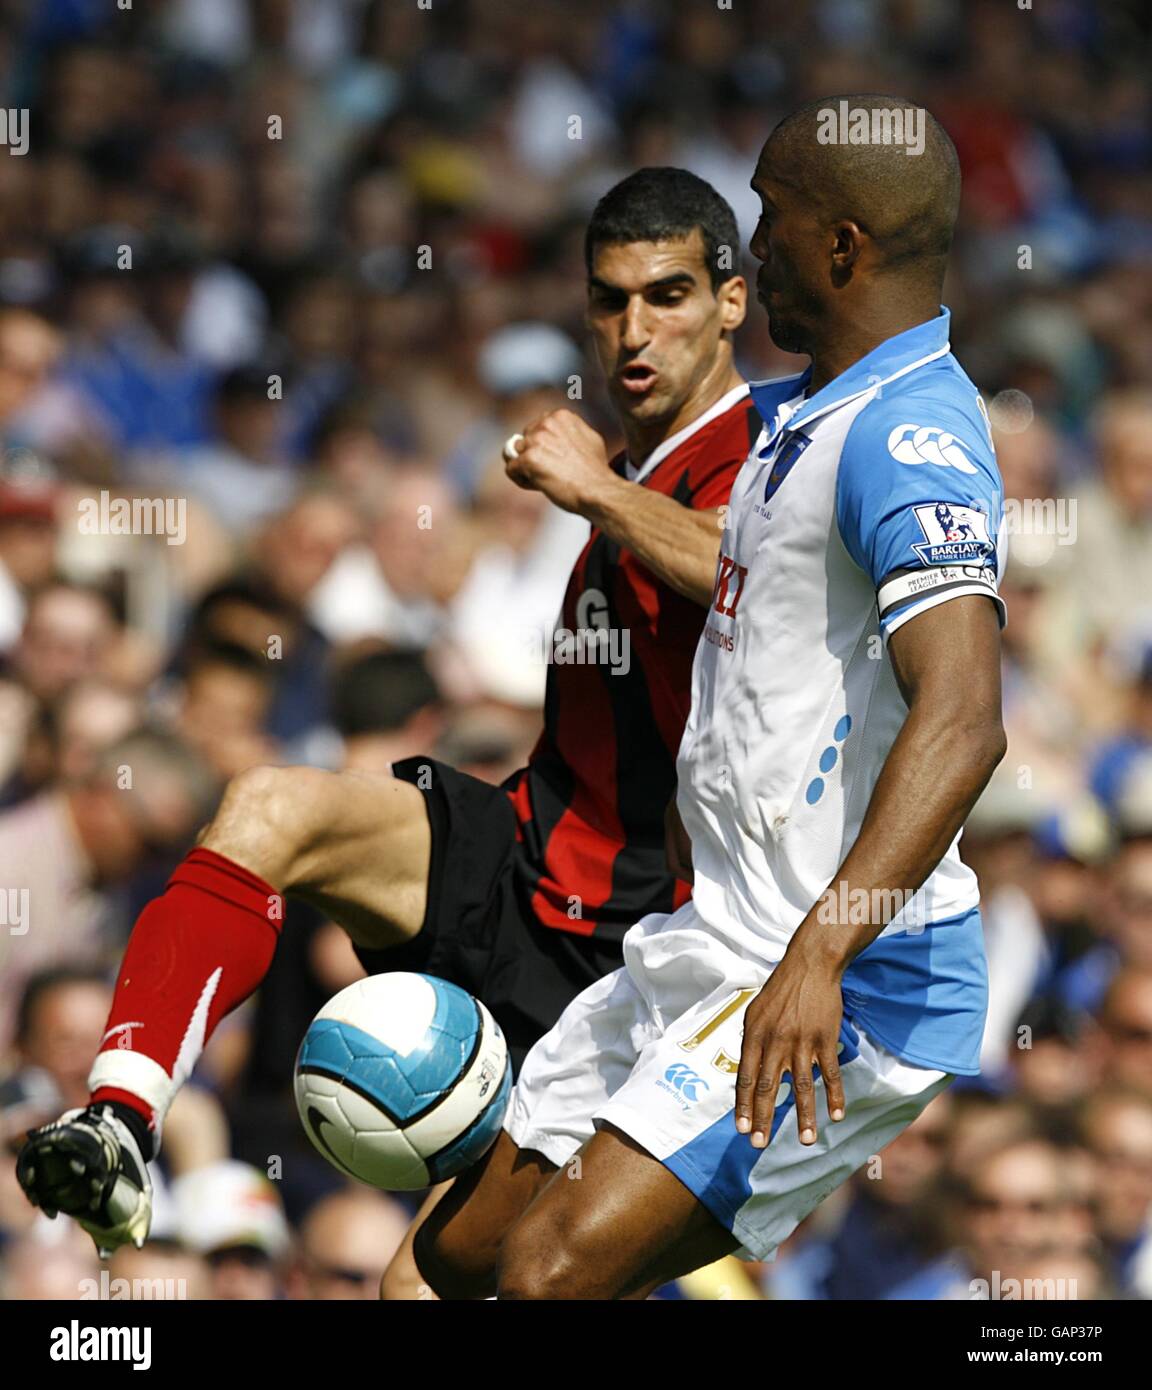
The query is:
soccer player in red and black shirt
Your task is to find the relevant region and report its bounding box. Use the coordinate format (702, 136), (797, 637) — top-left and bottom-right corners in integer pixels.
(18, 168), (759, 1265)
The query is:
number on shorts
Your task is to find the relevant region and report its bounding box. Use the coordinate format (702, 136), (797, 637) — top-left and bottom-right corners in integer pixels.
(678, 987), (757, 1075)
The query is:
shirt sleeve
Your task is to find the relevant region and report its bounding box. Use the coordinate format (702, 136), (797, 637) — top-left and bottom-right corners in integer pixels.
(836, 396), (1007, 641)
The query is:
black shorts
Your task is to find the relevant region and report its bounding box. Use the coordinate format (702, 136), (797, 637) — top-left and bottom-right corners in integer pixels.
(352, 757), (623, 1073)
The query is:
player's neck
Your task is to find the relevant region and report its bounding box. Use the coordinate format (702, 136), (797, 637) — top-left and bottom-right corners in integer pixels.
(807, 298), (943, 396)
(623, 361), (745, 466)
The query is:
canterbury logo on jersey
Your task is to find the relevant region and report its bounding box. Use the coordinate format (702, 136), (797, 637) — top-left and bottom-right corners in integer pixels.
(887, 423), (978, 473)
(712, 552), (748, 617)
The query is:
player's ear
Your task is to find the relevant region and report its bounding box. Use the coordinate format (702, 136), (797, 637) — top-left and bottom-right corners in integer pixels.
(717, 275), (747, 333)
(831, 221), (866, 271)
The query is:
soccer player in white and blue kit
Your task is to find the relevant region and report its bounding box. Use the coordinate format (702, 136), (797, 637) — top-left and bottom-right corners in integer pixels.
(415, 95), (1008, 1300)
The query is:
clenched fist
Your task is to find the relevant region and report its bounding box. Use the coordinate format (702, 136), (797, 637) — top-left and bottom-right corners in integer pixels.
(503, 409), (616, 516)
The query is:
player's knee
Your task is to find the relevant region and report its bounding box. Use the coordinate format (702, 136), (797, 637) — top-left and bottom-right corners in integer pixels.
(497, 1212), (600, 1301)
(497, 1247), (579, 1301)
(201, 764), (331, 886)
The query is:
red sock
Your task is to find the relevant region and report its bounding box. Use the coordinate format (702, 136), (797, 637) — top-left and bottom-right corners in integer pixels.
(90, 848), (283, 1144)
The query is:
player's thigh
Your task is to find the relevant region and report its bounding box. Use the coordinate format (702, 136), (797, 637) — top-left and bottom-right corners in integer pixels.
(414, 1131), (557, 1299)
(201, 765), (430, 947)
(499, 1123), (739, 1301)
(380, 1182), (451, 1301)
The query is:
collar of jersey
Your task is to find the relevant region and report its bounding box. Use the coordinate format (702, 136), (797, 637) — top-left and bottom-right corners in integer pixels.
(625, 381), (751, 485)
(749, 307), (952, 438)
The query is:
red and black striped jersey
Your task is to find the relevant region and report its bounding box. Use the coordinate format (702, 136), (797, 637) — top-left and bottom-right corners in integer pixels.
(503, 385), (759, 940)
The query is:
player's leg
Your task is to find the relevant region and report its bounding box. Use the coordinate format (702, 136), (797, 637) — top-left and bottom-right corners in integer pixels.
(497, 1123), (739, 1300)
(412, 949), (659, 1299)
(411, 1124), (737, 1301)
(16, 763), (431, 1249)
(496, 1030), (952, 1300)
(413, 1132), (558, 1300)
(379, 818), (631, 1300)
(379, 1182), (451, 1300)
(492, 1023), (952, 1299)
(90, 762), (431, 1123)
(200, 764), (430, 948)
(423, 911), (953, 1300)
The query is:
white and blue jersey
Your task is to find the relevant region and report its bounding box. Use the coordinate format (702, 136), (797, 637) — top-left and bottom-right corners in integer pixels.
(678, 308), (1003, 1076)
(506, 311), (1003, 1260)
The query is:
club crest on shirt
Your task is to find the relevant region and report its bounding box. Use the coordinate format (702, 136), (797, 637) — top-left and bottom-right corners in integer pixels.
(762, 432), (812, 503)
(911, 501), (994, 566)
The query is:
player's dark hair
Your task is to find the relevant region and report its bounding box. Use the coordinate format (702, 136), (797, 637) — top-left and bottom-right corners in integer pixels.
(584, 167), (740, 292)
(331, 649), (440, 737)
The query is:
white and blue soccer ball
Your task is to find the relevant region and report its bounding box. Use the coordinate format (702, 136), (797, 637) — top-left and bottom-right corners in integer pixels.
(294, 973), (512, 1191)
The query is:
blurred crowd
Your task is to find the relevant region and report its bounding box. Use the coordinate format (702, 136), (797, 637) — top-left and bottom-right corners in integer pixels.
(0, 0), (1150, 1300)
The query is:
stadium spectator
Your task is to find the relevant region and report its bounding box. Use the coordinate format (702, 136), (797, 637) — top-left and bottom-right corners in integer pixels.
(1096, 965), (1152, 1102)
(172, 1160), (292, 1301)
(179, 366), (298, 533)
(0, 1224), (101, 1300)
(0, 462), (60, 654)
(175, 639), (279, 779)
(2, 581), (119, 705)
(0, 727), (217, 1048)
(288, 1188), (410, 1301)
(177, 577), (331, 750)
(329, 648), (443, 773)
(4, 967), (112, 1118)
(888, 1137), (1095, 1300)
(771, 1094), (954, 1300)
(1077, 1088), (1152, 1296)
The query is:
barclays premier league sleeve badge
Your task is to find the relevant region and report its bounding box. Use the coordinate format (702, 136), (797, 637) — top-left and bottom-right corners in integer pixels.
(910, 501), (994, 566)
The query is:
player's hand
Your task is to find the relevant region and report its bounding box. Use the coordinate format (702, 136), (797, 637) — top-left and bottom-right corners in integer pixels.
(664, 797), (693, 884)
(503, 410), (615, 515)
(735, 946), (846, 1149)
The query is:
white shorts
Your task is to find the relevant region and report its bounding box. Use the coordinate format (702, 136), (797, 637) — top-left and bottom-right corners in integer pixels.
(505, 903), (952, 1260)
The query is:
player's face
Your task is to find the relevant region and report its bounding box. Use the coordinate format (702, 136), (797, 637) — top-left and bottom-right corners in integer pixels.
(749, 149), (825, 356)
(586, 232), (744, 428)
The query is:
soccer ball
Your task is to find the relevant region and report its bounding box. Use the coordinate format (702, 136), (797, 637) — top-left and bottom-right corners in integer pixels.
(293, 972), (512, 1191)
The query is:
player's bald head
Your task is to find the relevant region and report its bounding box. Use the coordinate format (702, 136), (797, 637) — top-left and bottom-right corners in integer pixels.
(757, 95), (960, 287)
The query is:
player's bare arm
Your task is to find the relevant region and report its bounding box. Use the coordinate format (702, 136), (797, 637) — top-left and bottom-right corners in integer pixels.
(735, 595), (1006, 1148)
(505, 408), (723, 606)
